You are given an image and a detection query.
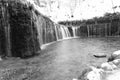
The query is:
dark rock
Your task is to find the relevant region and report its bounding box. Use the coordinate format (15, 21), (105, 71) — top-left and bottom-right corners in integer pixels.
(93, 53), (106, 58)
(0, 0), (41, 58)
(0, 0), (59, 58)
(78, 68), (92, 80)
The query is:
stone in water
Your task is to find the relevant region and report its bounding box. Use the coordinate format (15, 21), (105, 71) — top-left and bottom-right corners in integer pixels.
(93, 53), (106, 58)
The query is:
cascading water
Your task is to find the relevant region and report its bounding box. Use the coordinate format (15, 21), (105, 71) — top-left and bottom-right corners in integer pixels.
(72, 27), (79, 37)
(64, 27), (71, 38)
(41, 24), (72, 49)
(54, 24), (71, 40)
(54, 24), (59, 40)
(60, 26), (70, 39)
(60, 26), (66, 39)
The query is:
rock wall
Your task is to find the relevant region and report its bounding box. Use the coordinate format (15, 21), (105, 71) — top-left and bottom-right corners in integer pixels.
(0, 0), (41, 58)
(0, 0), (75, 58)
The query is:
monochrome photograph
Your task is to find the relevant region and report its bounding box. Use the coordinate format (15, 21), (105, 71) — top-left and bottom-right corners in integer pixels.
(0, 0), (120, 80)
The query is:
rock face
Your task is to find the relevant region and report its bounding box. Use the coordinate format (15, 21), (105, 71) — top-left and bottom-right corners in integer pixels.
(0, 0), (75, 58)
(108, 50), (120, 62)
(0, 0), (41, 58)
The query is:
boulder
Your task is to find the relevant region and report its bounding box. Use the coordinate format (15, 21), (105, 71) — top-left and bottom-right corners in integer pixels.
(86, 66), (104, 80)
(113, 50), (120, 56)
(101, 62), (117, 71)
(77, 67), (92, 80)
(108, 50), (120, 62)
(112, 59), (120, 66)
(72, 78), (78, 80)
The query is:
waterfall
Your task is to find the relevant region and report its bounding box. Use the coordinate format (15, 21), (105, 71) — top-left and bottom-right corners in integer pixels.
(72, 27), (78, 37)
(54, 25), (59, 40)
(54, 24), (71, 40)
(60, 26), (67, 39)
(60, 26), (71, 39)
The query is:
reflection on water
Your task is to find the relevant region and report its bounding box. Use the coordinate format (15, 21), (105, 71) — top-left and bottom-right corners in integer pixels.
(40, 38), (120, 80)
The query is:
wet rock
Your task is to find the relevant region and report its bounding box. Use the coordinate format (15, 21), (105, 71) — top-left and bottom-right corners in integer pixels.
(79, 50), (120, 80)
(108, 50), (120, 62)
(86, 66), (105, 80)
(77, 67), (92, 80)
(72, 78), (78, 80)
(101, 62), (117, 71)
(93, 53), (106, 58)
(112, 59), (120, 66)
(0, 0), (41, 58)
(113, 50), (120, 56)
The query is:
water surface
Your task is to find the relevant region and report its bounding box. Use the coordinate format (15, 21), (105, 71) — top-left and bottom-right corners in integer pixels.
(37, 37), (120, 80)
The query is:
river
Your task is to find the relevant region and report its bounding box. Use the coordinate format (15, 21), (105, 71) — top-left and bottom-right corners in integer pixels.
(37, 37), (120, 80)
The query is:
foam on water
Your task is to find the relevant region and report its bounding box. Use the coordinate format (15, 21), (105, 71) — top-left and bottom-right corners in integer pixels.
(41, 37), (79, 49)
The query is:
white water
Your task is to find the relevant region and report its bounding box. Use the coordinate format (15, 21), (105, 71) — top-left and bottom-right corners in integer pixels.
(64, 27), (71, 38)
(72, 27), (79, 37)
(54, 25), (59, 40)
(41, 37), (80, 49)
(60, 26), (67, 39)
(24, 0), (80, 44)
(60, 26), (71, 39)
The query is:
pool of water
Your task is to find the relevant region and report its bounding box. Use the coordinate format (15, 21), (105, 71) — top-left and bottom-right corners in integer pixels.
(39, 37), (120, 80)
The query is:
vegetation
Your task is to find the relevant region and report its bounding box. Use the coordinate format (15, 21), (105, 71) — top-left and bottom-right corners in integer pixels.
(58, 12), (120, 26)
(58, 12), (120, 37)
(0, 0), (40, 58)
(0, 0), (59, 58)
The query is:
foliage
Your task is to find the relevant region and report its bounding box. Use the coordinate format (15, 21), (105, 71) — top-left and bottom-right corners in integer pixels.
(58, 12), (120, 26)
